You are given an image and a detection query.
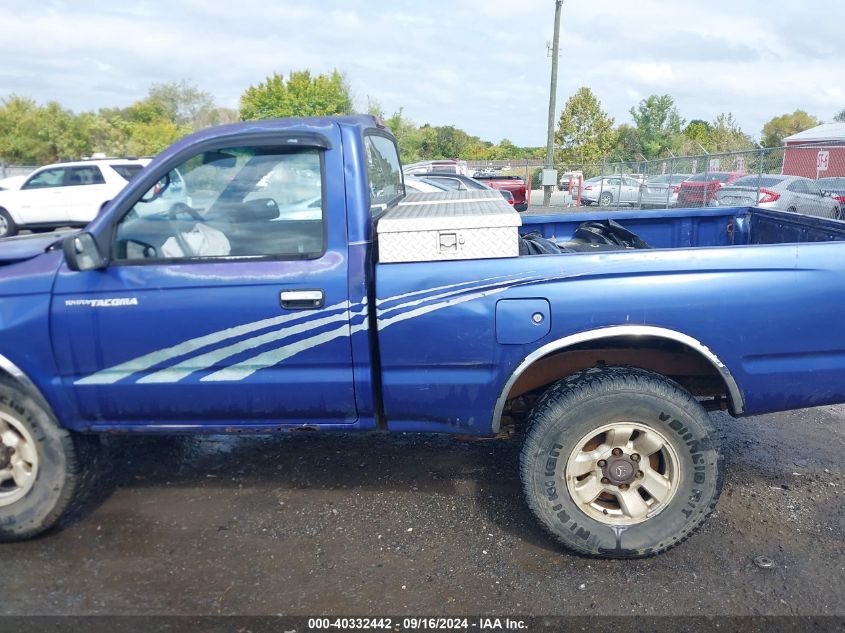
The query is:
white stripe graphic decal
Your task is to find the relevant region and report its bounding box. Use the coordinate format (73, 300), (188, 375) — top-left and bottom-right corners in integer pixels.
(374, 273), (530, 307)
(377, 283), (520, 330)
(203, 278), (539, 382)
(73, 274), (546, 386)
(138, 306), (355, 384)
(376, 276), (537, 318)
(75, 299), (353, 385)
(202, 307), (368, 382)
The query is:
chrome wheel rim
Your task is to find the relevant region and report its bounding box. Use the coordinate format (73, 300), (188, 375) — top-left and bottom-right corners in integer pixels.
(0, 214), (8, 234)
(0, 413), (39, 507)
(565, 422), (680, 526)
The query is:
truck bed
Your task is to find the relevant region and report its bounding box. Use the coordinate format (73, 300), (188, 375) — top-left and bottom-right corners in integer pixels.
(375, 205), (845, 435)
(520, 206), (845, 249)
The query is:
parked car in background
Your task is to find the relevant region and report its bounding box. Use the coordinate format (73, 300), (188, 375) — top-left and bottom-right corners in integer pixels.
(0, 175), (26, 191)
(470, 173), (528, 211)
(578, 175), (642, 206)
(557, 171), (583, 191)
(676, 172), (745, 207)
(641, 174), (692, 208)
(403, 159), (468, 176)
(818, 177), (845, 207)
(571, 176), (599, 204)
(712, 175), (842, 219)
(499, 189), (515, 206)
(403, 175), (450, 193)
(410, 172), (521, 209)
(0, 157), (150, 237)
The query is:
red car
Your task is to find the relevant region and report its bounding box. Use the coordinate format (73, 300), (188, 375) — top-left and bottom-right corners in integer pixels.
(471, 174), (528, 211)
(676, 172), (746, 207)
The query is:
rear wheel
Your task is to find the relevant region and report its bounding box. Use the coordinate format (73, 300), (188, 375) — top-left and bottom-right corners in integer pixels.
(0, 381), (101, 541)
(520, 367), (722, 558)
(599, 192), (613, 207)
(787, 206), (797, 212)
(0, 208), (17, 238)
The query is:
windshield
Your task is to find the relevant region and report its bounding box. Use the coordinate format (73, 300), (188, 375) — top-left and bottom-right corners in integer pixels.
(688, 172), (734, 183)
(729, 176), (784, 188)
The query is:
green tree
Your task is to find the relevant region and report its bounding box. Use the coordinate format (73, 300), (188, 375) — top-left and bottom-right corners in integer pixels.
(239, 70), (353, 120)
(760, 110), (819, 147)
(684, 120), (711, 145)
(708, 113), (754, 152)
(629, 94), (684, 159)
(365, 96), (385, 118)
(554, 87), (615, 164)
(147, 80), (214, 126)
(835, 109), (845, 123)
(612, 124), (642, 162)
(385, 108), (420, 163)
(0, 96), (94, 164)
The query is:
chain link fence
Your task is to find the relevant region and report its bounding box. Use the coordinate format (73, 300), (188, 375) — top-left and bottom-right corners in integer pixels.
(0, 164), (37, 181)
(463, 145), (845, 217)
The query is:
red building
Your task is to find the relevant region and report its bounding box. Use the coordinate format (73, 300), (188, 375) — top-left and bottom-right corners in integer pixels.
(782, 122), (845, 178)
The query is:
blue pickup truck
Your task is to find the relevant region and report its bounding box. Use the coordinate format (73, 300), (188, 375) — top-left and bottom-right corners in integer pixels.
(0, 115), (843, 558)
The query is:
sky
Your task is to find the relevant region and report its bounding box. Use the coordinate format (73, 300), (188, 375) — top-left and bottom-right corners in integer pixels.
(1, 0), (843, 147)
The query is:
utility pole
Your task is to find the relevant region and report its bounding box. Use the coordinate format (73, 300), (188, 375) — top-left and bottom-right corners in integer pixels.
(543, 0), (563, 207)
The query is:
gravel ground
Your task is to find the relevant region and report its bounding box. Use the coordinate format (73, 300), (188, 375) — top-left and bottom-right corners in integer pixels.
(1, 406), (842, 617)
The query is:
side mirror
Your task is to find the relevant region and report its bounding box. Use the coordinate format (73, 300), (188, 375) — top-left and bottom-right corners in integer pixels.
(63, 232), (106, 271)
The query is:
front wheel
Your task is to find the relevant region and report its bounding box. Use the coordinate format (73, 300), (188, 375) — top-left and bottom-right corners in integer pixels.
(0, 381), (101, 540)
(0, 208), (18, 238)
(520, 367), (722, 558)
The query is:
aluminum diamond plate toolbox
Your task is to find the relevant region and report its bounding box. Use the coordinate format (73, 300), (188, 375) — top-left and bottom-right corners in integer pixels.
(377, 190), (522, 263)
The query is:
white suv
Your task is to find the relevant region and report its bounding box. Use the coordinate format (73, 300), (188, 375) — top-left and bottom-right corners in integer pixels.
(0, 157), (150, 237)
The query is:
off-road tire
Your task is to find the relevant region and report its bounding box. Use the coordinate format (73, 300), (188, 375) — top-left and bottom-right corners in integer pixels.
(520, 366), (722, 558)
(0, 380), (101, 541)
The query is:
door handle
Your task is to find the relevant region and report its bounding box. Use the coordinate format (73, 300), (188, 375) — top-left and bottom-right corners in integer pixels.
(280, 289), (324, 310)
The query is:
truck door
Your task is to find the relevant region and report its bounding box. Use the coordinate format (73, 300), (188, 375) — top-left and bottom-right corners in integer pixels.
(50, 137), (358, 427)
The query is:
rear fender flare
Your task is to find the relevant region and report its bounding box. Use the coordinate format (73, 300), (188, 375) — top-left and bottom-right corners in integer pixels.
(491, 325), (744, 433)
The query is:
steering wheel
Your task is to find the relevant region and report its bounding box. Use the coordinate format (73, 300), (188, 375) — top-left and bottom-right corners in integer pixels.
(167, 203), (205, 257)
(169, 202), (204, 223)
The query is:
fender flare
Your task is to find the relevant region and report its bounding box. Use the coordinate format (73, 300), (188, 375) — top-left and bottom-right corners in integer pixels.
(491, 325), (744, 433)
(0, 353), (57, 418)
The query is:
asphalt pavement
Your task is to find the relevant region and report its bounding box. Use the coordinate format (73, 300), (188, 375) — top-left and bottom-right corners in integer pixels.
(1, 406), (842, 617)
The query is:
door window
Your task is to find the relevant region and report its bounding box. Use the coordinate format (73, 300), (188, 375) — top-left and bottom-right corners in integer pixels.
(113, 146), (325, 262)
(788, 180), (808, 194)
(66, 166), (106, 186)
(22, 168), (66, 189)
(805, 180), (823, 196)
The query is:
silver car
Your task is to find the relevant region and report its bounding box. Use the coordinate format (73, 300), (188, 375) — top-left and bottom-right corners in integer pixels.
(711, 175), (842, 219)
(641, 174), (692, 208)
(578, 175), (642, 206)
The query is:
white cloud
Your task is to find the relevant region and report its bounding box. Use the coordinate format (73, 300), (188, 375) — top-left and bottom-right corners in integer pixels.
(0, 0), (843, 146)
(627, 63), (674, 84)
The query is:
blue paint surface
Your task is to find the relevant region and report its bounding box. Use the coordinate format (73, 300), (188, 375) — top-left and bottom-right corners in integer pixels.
(0, 115), (844, 437)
